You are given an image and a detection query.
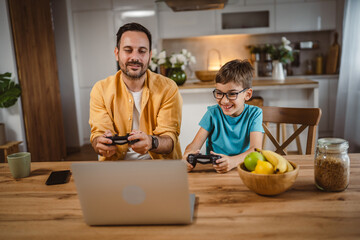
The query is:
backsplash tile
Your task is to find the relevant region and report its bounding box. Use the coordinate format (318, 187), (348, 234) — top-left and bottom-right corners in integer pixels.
(162, 30), (334, 77)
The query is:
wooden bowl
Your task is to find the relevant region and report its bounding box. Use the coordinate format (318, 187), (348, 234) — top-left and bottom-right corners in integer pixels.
(237, 161), (299, 196)
(195, 70), (218, 82)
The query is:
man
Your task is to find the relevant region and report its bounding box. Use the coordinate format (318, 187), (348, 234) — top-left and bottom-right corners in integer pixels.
(89, 22), (182, 160)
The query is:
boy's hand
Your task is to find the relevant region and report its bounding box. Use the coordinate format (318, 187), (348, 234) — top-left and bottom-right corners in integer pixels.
(182, 149), (200, 172)
(211, 151), (235, 174)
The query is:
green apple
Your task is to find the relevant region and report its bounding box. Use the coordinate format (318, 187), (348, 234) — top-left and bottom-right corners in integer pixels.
(244, 152), (266, 171)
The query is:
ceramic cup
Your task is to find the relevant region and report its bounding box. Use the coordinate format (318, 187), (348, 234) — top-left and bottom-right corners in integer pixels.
(7, 152), (31, 179)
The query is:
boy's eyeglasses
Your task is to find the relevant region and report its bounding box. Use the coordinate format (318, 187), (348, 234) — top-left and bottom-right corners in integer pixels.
(212, 88), (248, 100)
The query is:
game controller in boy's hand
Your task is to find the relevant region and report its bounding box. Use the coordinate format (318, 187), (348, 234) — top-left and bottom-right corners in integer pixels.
(106, 134), (140, 145)
(187, 153), (221, 167)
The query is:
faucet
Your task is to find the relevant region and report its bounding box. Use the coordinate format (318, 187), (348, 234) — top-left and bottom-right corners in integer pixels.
(207, 49), (222, 71)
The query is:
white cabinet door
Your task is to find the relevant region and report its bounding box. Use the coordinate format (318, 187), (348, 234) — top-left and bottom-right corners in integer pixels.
(275, 0), (336, 32)
(73, 10), (116, 88)
(158, 10), (216, 39)
(309, 76), (338, 138)
(72, 10), (116, 144)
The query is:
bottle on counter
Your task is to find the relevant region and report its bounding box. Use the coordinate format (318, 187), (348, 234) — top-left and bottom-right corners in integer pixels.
(316, 54), (323, 75)
(314, 138), (350, 192)
(305, 60), (314, 75)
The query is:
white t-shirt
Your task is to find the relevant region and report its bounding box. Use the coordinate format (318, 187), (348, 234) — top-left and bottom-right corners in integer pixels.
(124, 89), (151, 160)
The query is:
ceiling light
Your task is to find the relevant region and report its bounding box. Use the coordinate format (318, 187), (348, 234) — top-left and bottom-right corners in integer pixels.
(122, 10), (155, 18)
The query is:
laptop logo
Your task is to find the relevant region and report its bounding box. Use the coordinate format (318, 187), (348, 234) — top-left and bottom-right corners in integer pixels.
(122, 185), (146, 205)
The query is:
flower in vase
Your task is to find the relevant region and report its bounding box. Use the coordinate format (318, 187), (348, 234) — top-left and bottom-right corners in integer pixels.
(169, 49), (196, 70)
(149, 49), (169, 71)
(269, 37), (294, 64)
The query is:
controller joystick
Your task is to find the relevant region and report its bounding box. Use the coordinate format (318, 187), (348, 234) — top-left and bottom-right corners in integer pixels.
(187, 153), (221, 168)
(106, 134), (140, 145)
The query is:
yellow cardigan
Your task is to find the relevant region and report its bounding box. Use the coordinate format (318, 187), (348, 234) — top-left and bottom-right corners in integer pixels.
(89, 70), (183, 161)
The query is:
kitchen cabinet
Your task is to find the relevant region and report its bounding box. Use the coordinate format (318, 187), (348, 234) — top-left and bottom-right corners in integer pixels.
(307, 75), (338, 138)
(215, 4), (275, 34)
(157, 7), (216, 39)
(275, 0), (336, 32)
(72, 10), (116, 143)
(158, 0), (336, 38)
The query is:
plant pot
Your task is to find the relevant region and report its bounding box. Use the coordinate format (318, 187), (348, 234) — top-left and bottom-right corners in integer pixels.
(0, 123), (6, 145)
(168, 67), (187, 86)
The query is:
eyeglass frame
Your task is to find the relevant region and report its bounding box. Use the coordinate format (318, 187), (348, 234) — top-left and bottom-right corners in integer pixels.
(212, 88), (249, 100)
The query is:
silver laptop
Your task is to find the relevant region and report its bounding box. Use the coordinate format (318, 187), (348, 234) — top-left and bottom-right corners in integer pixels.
(71, 160), (195, 225)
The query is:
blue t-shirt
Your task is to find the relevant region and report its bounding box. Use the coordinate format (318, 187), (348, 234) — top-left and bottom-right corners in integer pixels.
(199, 104), (264, 156)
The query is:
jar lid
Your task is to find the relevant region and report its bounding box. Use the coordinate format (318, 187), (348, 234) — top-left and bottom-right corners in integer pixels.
(317, 138), (349, 152)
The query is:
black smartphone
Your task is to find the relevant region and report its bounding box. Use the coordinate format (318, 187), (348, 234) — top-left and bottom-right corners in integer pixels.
(45, 170), (71, 185)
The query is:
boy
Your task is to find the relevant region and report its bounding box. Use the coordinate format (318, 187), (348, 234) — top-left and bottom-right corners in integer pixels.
(183, 59), (264, 173)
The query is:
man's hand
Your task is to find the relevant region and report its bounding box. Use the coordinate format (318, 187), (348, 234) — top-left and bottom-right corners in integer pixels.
(92, 130), (117, 158)
(127, 130), (152, 155)
(211, 151), (235, 174)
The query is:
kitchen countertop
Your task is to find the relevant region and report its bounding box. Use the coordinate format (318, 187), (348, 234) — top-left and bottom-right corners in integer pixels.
(179, 78), (319, 93)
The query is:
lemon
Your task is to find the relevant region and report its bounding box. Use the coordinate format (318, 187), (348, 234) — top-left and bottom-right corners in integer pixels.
(252, 160), (274, 174)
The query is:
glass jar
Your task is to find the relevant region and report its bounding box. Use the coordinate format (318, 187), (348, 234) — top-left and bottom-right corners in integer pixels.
(314, 138), (350, 192)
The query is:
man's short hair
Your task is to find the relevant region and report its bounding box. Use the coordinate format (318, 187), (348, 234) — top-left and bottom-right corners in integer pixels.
(116, 22), (152, 51)
(215, 59), (254, 88)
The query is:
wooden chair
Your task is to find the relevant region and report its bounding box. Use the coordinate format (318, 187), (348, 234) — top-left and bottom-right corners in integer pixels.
(246, 96), (264, 107)
(261, 106), (321, 155)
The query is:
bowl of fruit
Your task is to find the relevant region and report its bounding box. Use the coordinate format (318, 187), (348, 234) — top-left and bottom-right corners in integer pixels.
(237, 149), (299, 196)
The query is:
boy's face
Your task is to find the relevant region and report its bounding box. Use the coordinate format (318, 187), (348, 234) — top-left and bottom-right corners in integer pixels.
(214, 82), (252, 117)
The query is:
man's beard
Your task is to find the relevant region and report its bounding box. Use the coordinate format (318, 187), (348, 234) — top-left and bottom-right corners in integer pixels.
(120, 60), (149, 80)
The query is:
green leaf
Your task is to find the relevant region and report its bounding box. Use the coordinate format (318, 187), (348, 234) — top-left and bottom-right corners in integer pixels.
(0, 72), (21, 108)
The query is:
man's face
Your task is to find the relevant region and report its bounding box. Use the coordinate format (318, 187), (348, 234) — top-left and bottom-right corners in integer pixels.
(115, 31), (151, 80)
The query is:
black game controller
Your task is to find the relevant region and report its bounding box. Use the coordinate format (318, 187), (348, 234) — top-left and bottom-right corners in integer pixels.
(187, 153), (221, 167)
(106, 134), (140, 145)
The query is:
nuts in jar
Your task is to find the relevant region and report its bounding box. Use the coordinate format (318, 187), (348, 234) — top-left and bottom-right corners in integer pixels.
(314, 138), (350, 192)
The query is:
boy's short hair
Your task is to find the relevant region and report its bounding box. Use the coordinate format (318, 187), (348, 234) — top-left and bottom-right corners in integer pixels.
(215, 59), (254, 88)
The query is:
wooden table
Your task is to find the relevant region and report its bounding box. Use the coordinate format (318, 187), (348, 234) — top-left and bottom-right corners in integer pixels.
(1, 154), (359, 239)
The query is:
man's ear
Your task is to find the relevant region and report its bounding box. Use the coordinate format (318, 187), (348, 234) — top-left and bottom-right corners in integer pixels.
(114, 47), (119, 61)
(244, 88), (253, 101)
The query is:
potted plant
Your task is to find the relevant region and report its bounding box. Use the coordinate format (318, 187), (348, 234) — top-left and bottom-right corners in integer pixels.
(150, 49), (196, 86)
(0, 72), (21, 145)
(268, 37), (294, 80)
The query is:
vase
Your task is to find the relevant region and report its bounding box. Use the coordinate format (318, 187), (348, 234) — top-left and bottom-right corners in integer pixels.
(168, 67), (187, 86)
(272, 60), (285, 81)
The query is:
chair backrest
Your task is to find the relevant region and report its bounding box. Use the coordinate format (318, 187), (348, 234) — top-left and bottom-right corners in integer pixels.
(246, 96), (264, 107)
(261, 106), (322, 155)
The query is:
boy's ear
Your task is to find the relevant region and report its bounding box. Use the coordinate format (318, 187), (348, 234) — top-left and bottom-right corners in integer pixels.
(244, 88), (253, 101)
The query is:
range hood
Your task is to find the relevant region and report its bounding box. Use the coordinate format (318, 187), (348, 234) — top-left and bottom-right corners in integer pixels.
(163, 0), (228, 12)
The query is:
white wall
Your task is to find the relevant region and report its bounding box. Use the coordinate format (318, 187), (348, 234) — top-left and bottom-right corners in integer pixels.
(0, 0), (27, 151)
